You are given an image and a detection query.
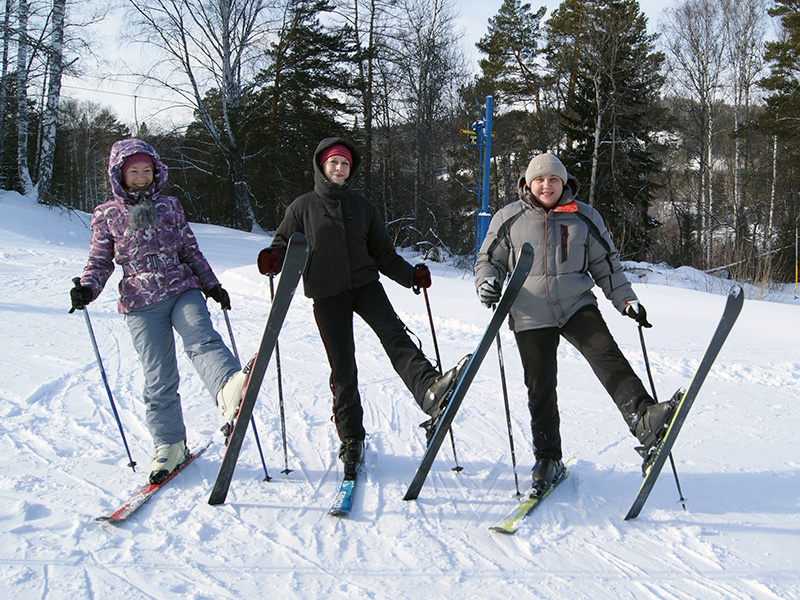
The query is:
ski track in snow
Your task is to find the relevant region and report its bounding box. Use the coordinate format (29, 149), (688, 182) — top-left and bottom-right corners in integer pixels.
(1, 191), (798, 599)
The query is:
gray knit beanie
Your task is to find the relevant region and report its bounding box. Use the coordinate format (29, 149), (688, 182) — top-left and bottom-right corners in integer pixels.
(525, 153), (568, 185)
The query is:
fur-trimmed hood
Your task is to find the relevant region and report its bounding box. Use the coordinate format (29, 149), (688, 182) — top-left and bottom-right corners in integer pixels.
(107, 139), (169, 203)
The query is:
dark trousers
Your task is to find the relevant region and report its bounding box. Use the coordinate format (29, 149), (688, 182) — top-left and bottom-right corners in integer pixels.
(514, 305), (652, 461)
(313, 280), (439, 441)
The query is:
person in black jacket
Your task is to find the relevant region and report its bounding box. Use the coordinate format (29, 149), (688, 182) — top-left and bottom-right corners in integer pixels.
(258, 137), (468, 478)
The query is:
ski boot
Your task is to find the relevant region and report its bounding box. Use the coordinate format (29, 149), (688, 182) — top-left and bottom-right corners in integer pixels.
(216, 355), (256, 441)
(149, 440), (190, 485)
(531, 458), (566, 496)
(339, 438), (364, 480)
(632, 388), (685, 466)
(419, 354), (471, 443)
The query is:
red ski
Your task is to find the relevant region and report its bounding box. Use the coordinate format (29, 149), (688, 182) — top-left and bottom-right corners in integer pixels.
(96, 440), (211, 524)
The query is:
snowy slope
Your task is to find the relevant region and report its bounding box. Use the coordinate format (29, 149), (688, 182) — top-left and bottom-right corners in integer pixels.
(1, 190), (798, 600)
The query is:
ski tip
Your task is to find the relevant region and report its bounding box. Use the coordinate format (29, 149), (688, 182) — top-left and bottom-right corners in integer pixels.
(624, 509), (640, 521)
(489, 526), (516, 535)
(403, 489), (419, 502)
(95, 516), (119, 523)
(521, 241), (534, 257)
(288, 232), (308, 246)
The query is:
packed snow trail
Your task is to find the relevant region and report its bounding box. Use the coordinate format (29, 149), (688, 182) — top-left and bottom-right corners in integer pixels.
(1, 192), (798, 600)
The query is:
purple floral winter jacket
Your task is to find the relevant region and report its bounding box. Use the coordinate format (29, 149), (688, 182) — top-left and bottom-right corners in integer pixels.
(79, 139), (219, 313)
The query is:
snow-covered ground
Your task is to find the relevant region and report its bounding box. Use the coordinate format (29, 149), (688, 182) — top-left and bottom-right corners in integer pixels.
(1, 190), (798, 599)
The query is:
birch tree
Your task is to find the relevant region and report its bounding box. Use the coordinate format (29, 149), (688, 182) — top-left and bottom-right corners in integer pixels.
(392, 0), (465, 241)
(555, 0), (663, 257)
(662, 0), (727, 267)
(129, 0), (271, 231)
(36, 0), (67, 203)
(16, 0), (33, 194)
(0, 0), (12, 163)
(335, 0), (396, 196)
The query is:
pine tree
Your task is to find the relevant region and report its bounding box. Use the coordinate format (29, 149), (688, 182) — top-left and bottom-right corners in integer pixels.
(552, 0), (664, 258)
(252, 0), (353, 226)
(475, 0), (548, 143)
(760, 0), (800, 280)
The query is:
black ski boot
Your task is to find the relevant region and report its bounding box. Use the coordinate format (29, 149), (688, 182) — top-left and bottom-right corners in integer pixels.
(531, 458), (565, 496)
(632, 389), (684, 460)
(339, 438), (364, 480)
(419, 354), (471, 443)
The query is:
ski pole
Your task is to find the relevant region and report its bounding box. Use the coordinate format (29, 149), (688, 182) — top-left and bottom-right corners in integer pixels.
(269, 274), (293, 476)
(495, 332), (520, 496)
(222, 307), (271, 482)
(71, 279), (137, 472)
(422, 287), (462, 472)
(638, 324), (686, 510)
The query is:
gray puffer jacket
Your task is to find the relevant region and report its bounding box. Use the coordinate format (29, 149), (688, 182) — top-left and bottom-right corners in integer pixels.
(475, 175), (636, 332)
(79, 138), (219, 313)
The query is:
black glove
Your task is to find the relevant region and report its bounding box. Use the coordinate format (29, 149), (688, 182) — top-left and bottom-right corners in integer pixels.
(70, 280), (93, 312)
(206, 284), (231, 310)
(625, 300), (652, 328)
(477, 277), (502, 308)
(411, 263), (431, 294)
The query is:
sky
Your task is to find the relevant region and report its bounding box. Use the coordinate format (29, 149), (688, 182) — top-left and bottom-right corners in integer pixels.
(62, 0), (673, 130)
(1, 189), (798, 598)
(457, 0), (671, 60)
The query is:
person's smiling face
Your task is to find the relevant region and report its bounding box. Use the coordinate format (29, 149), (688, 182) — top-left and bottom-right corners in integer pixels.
(123, 161), (154, 192)
(323, 156), (351, 185)
(529, 175), (564, 208)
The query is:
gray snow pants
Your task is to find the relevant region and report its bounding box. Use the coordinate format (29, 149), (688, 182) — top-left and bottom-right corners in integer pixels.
(126, 289), (239, 446)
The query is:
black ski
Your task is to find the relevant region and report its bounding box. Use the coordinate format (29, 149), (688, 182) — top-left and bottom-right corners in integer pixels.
(404, 242), (534, 501)
(625, 284), (744, 520)
(208, 233), (308, 505)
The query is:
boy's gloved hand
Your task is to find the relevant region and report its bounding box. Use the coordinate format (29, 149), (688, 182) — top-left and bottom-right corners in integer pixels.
(257, 248), (280, 275)
(412, 263), (431, 294)
(477, 277), (502, 308)
(206, 284), (231, 310)
(625, 300), (652, 328)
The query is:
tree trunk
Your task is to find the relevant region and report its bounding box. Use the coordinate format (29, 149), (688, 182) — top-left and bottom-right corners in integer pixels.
(16, 0), (33, 195)
(37, 0), (67, 204)
(767, 133), (777, 252)
(0, 0), (12, 162)
(588, 76), (602, 207)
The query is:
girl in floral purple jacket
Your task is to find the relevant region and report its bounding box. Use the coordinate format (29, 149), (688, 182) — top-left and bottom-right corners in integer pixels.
(71, 139), (247, 483)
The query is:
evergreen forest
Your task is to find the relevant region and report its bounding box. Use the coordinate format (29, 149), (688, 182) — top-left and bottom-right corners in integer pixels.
(2, 0), (799, 286)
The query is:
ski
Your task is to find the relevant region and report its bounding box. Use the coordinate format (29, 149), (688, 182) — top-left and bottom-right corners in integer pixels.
(403, 242), (534, 501)
(208, 233), (308, 506)
(328, 479), (357, 516)
(329, 441), (367, 516)
(624, 284), (744, 520)
(490, 467), (570, 535)
(328, 468), (361, 517)
(97, 440), (212, 523)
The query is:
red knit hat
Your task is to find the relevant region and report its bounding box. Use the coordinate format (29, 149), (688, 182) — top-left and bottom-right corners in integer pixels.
(121, 153), (154, 175)
(318, 144), (352, 167)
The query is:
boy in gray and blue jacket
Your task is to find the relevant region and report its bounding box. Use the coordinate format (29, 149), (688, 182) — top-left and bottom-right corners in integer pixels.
(475, 153), (674, 493)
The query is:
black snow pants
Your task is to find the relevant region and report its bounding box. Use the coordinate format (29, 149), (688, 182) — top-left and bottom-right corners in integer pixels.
(312, 280), (439, 441)
(514, 305), (653, 461)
